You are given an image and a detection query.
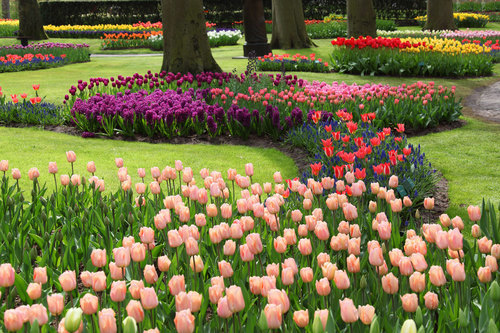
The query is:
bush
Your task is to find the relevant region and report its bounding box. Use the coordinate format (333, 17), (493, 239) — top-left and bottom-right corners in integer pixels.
(330, 36), (496, 77)
(376, 19), (397, 31)
(307, 22), (347, 39)
(455, 1), (482, 12)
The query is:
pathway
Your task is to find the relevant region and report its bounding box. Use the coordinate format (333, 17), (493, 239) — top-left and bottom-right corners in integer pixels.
(466, 80), (500, 123)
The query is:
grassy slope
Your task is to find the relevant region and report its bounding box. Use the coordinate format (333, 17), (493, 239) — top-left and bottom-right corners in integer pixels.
(0, 126), (298, 193)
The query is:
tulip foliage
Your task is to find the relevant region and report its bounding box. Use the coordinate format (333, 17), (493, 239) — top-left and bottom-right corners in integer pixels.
(0, 151), (498, 332)
(65, 71), (462, 140)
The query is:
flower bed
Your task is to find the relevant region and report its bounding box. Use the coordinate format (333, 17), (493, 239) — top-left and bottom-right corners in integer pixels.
(65, 71), (462, 136)
(440, 29), (500, 43)
(256, 53), (330, 73)
(0, 85), (65, 125)
(101, 32), (163, 50)
(330, 36), (497, 77)
(43, 22), (216, 39)
(0, 53), (68, 72)
(0, 42), (90, 64)
(101, 29), (241, 51)
(415, 13), (489, 28)
(0, 19), (18, 37)
(286, 117), (437, 207)
(0, 153), (498, 332)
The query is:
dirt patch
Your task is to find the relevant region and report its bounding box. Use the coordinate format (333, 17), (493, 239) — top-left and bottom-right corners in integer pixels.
(419, 171), (449, 224)
(404, 120), (466, 138)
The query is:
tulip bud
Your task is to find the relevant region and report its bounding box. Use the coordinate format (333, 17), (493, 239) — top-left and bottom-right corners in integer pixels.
(369, 316), (380, 333)
(312, 313), (325, 333)
(30, 320), (39, 333)
(360, 275), (367, 289)
(381, 242), (387, 254)
(489, 281), (500, 303)
(458, 308), (468, 328)
(401, 319), (417, 333)
(40, 212), (47, 222)
(40, 197), (47, 206)
(417, 327), (425, 333)
(30, 247), (37, 261)
(487, 319), (498, 333)
(257, 310), (268, 331)
(415, 307), (423, 327)
(64, 308), (83, 333)
(123, 316), (137, 333)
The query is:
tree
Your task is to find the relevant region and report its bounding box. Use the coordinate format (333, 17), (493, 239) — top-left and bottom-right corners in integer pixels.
(161, 0), (221, 74)
(18, 0), (48, 41)
(2, 0), (10, 19)
(346, 0), (376, 38)
(270, 0), (315, 49)
(425, 0), (456, 31)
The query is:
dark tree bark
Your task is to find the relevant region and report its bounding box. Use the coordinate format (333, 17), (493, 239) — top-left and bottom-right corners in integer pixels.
(161, 0), (221, 74)
(425, 0), (456, 31)
(270, 0), (315, 50)
(18, 0), (48, 40)
(346, 0), (377, 38)
(2, 0), (10, 19)
(243, 0), (271, 56)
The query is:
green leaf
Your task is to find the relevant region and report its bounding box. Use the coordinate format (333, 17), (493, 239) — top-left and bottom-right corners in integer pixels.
(14, 273), (29, 303)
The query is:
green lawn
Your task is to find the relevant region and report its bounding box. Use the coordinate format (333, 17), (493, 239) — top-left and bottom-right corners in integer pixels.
(1, 34), (499, 226)
(0, 126), (298, 194)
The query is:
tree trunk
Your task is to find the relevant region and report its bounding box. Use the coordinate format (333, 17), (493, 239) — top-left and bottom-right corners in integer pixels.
(18, 0), (48, 40)
(161, 0), (221, 74)
(2, 0), (10, 19)
(270, 0), (315, 50)
(425, 0), (456, 30)
(346, 0), (377, 38)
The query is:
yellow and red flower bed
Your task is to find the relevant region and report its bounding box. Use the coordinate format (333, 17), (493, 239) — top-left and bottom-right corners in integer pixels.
(330, 36), (497, 77)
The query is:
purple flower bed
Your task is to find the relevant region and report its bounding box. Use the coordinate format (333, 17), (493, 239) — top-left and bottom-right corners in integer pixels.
(0, 42), (90, 63)
(70, 87), (305, 139)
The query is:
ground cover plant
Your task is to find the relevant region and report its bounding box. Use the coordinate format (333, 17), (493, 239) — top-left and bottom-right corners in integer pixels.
(0, 152), (498, 332)
(415, 13), (490, 28)
(330, 36), (498, 77)
(256, 53), (330, 73)
(0, 42), (90, 64)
